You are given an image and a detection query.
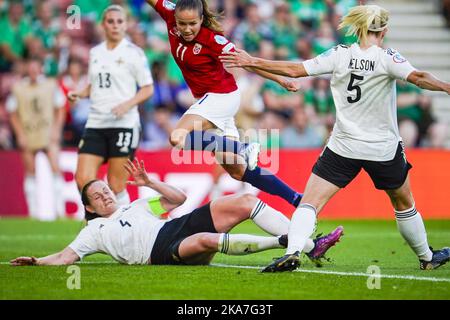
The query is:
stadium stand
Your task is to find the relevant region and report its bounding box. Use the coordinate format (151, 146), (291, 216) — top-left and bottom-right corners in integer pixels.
(373, 0), (450, 147)
(0, 0), (448, 149)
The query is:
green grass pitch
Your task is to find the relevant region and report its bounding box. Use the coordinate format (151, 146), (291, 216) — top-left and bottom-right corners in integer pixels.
(1, 218), (449, 300)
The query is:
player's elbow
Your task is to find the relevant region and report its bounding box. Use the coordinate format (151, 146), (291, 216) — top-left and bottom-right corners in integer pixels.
(164, 191), (187, 211)
(407, 70), (428, 88)
(59, 248), (79, 266)
(175, 192), (187, 207)
(51, 254), (74, 266)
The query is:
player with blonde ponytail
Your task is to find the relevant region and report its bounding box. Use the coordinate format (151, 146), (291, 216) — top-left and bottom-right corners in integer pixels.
(221, 4), (450, 272)
(338, 5), (389, 45)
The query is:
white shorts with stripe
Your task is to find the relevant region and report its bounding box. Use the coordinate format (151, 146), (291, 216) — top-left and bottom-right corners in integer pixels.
(184, 89), (241, 139)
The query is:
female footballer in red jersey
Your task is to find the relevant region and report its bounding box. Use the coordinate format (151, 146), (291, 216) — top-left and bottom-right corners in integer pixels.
(146, 0), (303, 207)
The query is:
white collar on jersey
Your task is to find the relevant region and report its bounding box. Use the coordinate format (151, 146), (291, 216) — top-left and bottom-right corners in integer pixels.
(103, 37), (129, 52)
(352, 43), (379, 52)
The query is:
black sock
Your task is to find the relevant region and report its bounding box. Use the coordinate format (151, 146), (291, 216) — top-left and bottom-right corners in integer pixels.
(184, 130), (243, 154)
(242, 166), (303, 207)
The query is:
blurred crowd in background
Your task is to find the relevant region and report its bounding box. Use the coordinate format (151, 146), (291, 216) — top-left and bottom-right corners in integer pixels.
(0, 0), (449, 152)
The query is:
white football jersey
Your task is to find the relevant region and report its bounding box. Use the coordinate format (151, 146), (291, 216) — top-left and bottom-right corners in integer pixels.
(69, 198), (165, 265)
(303, 43), (416, 161)
(86, 38), (153, 129)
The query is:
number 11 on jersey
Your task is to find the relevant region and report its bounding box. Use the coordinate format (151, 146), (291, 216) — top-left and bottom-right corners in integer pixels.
(176, 43), (187, 62)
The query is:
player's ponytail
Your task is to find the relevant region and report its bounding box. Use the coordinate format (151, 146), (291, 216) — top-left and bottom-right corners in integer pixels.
(338, 5), (389, 45)
(176, 0), (224, 33)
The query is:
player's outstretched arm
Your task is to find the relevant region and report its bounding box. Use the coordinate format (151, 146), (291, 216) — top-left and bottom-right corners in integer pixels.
(10, 247), (80, 266)
(407, 70), (450, 94)
(220, 48), (308, 78)
(243, 67), (302, 92)
(124, 158), (187, 211)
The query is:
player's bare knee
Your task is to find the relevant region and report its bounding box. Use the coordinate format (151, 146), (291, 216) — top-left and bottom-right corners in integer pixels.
(387, 190), (414, 211)
(169, 135), (180, 147)
(170, 129), (187, 148)
(197, 233), (219, 252)
(223, 164), (245, 180)
(237, 194), (258, 217)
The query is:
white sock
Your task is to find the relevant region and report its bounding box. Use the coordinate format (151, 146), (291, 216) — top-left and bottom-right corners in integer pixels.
(287, 204), (317, 254)
(250, 200), (289, 235)
(303, 238), (315, 254)
(218, 233), (282, 255)
(24, 175), (37, 218)
(53, 173), (65, 218)
(395, 206), (433, 261)
(116, 189), (130, 206)
(250, 200), (315, 252)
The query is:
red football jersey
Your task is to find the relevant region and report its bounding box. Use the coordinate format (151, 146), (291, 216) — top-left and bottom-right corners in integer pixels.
(154, 0), (238, 98)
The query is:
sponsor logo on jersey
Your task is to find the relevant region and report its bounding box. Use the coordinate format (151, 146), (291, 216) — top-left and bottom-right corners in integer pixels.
(169, 27), (181, 38)
(214, 35), (228, 45)
(332, 44), (348, 51)
(393, 52), (407, 63)
(121, 205), (131, 212)
(193, 43), (202, 55)
(163, 0), (176, 10)
(386, 48), (397, 56)
(171, 253), (180, 262)
(400, 141), (407, 163)
(116, 57), (125, 66)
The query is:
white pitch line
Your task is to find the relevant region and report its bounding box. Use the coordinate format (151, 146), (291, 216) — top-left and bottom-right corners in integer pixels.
(0, 261), (117, 265)
(210, 263), (450, 283)
(2, 260), (449, 283)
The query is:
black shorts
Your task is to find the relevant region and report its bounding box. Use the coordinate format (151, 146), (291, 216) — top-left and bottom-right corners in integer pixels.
(78, 128), (139, 161)
(150, 203), (217, 265)
(312, 142), (412, 190)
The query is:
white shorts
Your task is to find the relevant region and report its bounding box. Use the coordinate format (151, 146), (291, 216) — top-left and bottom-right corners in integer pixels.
(184, 89), (241, 139)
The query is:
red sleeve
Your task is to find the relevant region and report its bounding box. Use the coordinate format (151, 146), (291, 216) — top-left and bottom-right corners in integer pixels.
(200, 29), (236, 57)
(154, 0), (176, 22)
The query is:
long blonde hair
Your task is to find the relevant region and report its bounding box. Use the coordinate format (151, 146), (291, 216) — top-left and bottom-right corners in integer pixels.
(338, 5), (389, 44)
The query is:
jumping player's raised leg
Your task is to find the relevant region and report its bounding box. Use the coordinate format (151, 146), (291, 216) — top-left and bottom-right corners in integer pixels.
(171, 114), (303, 207)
